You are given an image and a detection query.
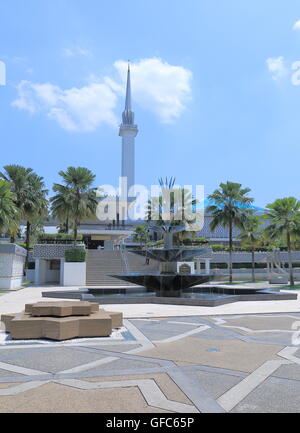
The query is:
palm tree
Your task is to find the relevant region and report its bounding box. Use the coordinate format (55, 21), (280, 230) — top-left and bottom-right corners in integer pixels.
(0, 165), (33, 242)
(265, 197), (300, 286)
(52, 167), (98, 243)
(238, 215), (262, 282)
(0, 165), (48, 268)
(133, 225), (149, 246)
(0, 180), (18, 233)
(147, 177), (197, 228)
(147, 177), (198, 247)
(50, 184), (74, 233)
(207, 181), (254, 283)
(23, 173), (48, 267)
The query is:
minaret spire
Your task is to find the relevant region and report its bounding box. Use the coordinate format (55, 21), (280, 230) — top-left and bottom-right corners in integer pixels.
(125, 61), (132, 110)
(122, 62), (134, 125)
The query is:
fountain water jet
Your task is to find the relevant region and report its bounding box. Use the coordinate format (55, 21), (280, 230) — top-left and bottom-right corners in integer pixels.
(109, 225), (212, 297)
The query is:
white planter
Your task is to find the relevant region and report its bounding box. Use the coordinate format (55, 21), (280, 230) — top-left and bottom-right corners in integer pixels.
(0, 244), (26, 290)
(0, 276), (23, 289)
(63, 262), (86, 286)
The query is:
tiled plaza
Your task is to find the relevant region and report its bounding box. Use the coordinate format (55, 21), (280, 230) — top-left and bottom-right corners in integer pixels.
(1, 308), (300, 413)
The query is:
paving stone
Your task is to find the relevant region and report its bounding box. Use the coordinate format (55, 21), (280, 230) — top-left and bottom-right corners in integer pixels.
(164, 316), (208, 324)
(232, 377), (300, 413)
(184, 370), (242, 399)
(81, 344), (142, 353)
(0, 347), (48, 362)
(0, 347), (107, 374)
(138, 337), (283, 372)
(136, 330), (180, 341)
(125, 325), (181, 341)
(0, 368), (26, 379)
(130, 320), (200, 334)
(0, 382), (171, 413)
(223, 316), (298, 331)
(272, 364), (300, 382)
(82, 373), (192, 404)
(86, 357), (159, 373)
(192, 327), (235, 340)
(0, 382), (21, 389)
(247, 333), (295, 346)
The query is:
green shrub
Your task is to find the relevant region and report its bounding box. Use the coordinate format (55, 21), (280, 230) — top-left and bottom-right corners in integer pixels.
(146, 239), (164, 247)
(17, 242), (33, 250)
(193, 237), (209, 244)
(38, 233), (83, 244)
(65, 249), (86, 262)
(211, 244), (227, 251)
(40, 233), (80, 240)
(211, 263), (228, 269)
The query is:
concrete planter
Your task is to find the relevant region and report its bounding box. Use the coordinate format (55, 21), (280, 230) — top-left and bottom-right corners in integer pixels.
(63, 262), (86, 286)
(0, 244), (26, 290)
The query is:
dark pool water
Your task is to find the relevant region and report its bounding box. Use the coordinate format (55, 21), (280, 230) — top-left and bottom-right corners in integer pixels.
(82, 290), (233, 301)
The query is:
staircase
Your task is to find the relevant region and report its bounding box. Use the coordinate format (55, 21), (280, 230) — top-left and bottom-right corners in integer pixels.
(86, 250), (158, 286)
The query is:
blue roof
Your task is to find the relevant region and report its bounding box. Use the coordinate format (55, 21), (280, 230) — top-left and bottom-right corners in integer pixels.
(194, 198), (265, 212)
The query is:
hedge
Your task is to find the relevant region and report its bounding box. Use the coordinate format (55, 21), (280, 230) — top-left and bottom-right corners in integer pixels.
(182, 237), (209, 245)
(38, 233), (83, 244)
(39, 233), (83, 240)
(211, 244), (283, 252)
(210, 262), (300, 269)
(65, 249), (86, 262)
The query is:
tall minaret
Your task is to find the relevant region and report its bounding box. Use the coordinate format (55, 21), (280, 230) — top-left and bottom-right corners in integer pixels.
(119, 63), (138, 197)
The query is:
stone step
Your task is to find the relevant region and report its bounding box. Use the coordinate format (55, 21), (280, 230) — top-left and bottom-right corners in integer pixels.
(85, 250), (158, 287)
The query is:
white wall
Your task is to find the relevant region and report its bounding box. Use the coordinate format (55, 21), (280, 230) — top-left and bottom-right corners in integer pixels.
(35, 259), (47, 285)
(0, 277), (23, 289)
(63, 262), (86, 286)
(45, 268), (60, 283)
(25, 269), (35, 282)
(34, 259), (60, 285)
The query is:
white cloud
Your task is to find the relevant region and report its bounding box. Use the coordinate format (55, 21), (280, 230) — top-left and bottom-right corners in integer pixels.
(12, 80), (118, 131)
(63, 47), (93, 57)
(293, 20), (300, 30)
(113, 58), (192, 123)
(63, 48), (75, 57)
(266, 56), (288, 80)
(12, 57), (192, 131)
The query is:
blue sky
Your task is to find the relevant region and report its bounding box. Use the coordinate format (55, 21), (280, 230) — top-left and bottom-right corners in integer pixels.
(1, 0), (300, 207)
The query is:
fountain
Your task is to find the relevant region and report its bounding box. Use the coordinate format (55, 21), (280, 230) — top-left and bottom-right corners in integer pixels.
(109, 225), (211, 297)
(42, 227), (298, 306)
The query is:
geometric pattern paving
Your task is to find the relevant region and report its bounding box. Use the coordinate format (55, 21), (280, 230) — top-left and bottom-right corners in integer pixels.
(1, 313), (300, 412)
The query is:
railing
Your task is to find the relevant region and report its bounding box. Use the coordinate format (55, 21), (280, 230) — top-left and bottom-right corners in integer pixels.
(105, 224), (134, 231)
